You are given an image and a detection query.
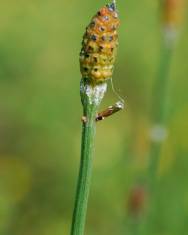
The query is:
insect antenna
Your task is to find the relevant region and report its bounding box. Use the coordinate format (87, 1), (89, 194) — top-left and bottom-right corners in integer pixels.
(110, 77), (125, 105)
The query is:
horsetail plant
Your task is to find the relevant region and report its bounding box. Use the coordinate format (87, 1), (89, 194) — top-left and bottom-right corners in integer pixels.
(148, 0), (185, 190)
(126, 1), (185, 234)
(70, 2), (124, 235)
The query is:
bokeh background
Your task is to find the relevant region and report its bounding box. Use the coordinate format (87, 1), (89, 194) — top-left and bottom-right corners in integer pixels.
(0, 0), (188, 234)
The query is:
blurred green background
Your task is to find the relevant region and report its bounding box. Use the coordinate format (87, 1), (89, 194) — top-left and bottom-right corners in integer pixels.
(0, 0), (188, 234)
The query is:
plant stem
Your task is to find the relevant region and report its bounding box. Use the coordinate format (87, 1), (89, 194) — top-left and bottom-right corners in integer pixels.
(151, 45), (173, 124)
(71, 100), (97, 235)
(71, 79), (107, 235)
(148, 42), (173, 190)
(139, 41), (174, 235)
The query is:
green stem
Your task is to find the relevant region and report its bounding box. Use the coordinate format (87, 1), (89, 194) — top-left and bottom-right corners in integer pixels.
(71, 102), (97, 235)
(148, 43), (173, 189)
(71, 79), (107, 235)
(138, 42), (174, 235)
(151, 45), (173, 124)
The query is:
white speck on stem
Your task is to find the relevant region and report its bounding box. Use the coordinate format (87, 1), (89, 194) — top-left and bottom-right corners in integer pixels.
(163, 25), (178, 48)
(149, 124), (168, 143)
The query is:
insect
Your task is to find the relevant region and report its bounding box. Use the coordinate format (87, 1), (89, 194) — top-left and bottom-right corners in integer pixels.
(96, 101), (124, 121)
(80, 2), (120, 83)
